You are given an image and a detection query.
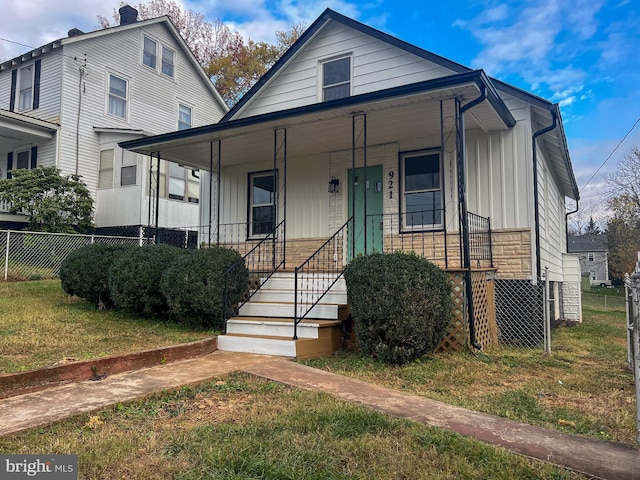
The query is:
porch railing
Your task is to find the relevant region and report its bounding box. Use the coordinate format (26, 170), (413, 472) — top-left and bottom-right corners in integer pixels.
(214, 221), (276, 251)
(223, 220), (286, 331)
(364, 209), (493, 269)
(467, 212), (493, 268)
(293, 217), (353, 339)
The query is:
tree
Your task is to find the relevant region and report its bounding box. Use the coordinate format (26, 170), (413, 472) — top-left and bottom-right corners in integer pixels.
(98, 0), (304, 107)
(0, 166), (94, 233)
(584, 216), (601, 235)
(605, 146), (640, 278)
(567, 201), (603, 236)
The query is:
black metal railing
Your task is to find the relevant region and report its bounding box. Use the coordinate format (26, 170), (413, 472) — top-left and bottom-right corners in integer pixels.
(365, 209), (453, 268)
(293, 217), (353, 339)
(467, 212), (493, 268)
(214, 221), (278, 251)
(223, 220), (286, 331)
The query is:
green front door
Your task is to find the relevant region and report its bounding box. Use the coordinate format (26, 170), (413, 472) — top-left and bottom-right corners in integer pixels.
(348, 165), (383, 259)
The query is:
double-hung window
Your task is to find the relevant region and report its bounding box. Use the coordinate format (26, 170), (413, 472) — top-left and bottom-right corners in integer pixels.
(178, 104), (192, 130)
(401, 150), (442, 229)
(321, 56), (351, 101)
(108, 74), (128, 119)
(161, 46), (175, 78)
(98, 149), (114, 188)
(18, 65), (34, 111)
(249, 172), (276, 237)
(121, 150), (137, 186)
(143, 36), (157, 69)
(587, 252), (595, 262)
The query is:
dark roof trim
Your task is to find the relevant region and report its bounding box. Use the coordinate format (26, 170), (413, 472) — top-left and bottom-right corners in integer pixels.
(121, 69), (514, 152)
(551, 103), (579, 200)
(222, 8), (470, 121)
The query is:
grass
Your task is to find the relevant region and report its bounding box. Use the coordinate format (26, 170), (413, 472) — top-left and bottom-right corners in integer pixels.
(0, 280), (216, 374)
(303, 299), (636, 444)
(0, 373), (587, 479)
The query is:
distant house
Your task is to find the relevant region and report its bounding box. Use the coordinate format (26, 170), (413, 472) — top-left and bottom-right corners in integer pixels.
(121, 9), (582, 355)
(0, 5), (227, 246)
(568, 234), (610, 286)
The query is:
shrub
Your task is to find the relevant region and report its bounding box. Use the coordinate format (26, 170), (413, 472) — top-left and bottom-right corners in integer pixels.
(343, 252), (452, 365)
(60, 243), (134, 308)
(109, 243), (184, 316)
(160, 247), (248, 329)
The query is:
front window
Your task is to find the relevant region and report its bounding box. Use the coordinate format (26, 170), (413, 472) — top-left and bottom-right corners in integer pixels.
(178, 104), (191, 130)
(18, 65), (33, 111)
(322, 57), (350, 101)
(108, 74), (128, 119)
(401, 150), (442, 229)
(162, 46), (174, 78)
(168, 162), (186, 200)
(249, 172), (276, 237)
(121, 150), (137, 186)
(143, 36), (157, 69)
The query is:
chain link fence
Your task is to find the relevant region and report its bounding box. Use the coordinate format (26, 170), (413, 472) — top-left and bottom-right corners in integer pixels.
(2, 230), (143, 281)
(495, 279), (545, 348)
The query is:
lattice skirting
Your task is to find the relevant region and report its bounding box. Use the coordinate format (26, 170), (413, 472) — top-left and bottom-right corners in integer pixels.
(437, 270), (499, 352)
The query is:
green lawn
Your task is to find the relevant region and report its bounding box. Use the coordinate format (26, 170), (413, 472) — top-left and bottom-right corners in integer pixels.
(0, 280), (216, 373)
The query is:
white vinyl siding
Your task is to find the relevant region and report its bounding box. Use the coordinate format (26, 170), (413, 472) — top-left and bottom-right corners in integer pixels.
(234, 21), (456, 118)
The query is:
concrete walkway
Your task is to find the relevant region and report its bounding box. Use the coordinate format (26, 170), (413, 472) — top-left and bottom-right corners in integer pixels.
(1, 352), (638, 480)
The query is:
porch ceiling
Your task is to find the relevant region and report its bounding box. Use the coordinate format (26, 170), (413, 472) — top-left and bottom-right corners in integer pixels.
(121, 73), (512, 171)
(0, 110), (58, 153)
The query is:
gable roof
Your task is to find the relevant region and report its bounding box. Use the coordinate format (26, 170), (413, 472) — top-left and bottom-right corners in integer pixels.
(0, 16), (228, 113)
(568, 234), (608, 253)
(221, 8), (578, 200)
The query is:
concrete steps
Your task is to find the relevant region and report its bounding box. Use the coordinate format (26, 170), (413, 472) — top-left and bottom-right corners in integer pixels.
(217, 272), (348, 359)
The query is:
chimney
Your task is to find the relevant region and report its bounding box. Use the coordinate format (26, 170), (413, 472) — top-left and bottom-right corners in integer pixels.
(119, 5), (138, 25)
(68, 28), (84, 37)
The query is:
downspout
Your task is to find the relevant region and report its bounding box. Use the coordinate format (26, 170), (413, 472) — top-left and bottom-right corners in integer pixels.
(532, 110), (557, 282)
(565, 199), (579, 255)
(457, 85), (486, 351)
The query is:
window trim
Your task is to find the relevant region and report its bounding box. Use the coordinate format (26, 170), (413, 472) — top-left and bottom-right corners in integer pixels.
(587, 252), (595, 262)
(106, 71), (129, 121)
(247, 170), (277, 239)
(399, 148), (444, 232)
(14, 147), (32, 170)
(319, 55), (352, 102)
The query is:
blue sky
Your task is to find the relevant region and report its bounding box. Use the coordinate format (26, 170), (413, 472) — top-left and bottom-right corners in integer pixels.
(1, 0), (638, 214)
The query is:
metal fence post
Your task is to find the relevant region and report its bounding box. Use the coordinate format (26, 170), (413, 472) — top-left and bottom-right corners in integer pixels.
(4, 230), (9, 281)
(544, 266), (551, 354)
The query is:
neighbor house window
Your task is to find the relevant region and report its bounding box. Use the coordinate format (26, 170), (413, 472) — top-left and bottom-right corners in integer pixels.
(143, 36), (157, 69)
(121, 150), (137, 186)
(161, 46), (174, 78)
(178, 104), (192, 130)
(401, 150), (442, 229)
(587, 252), (595, 262)
(321, 56), (351, 101)
(18, 65), (34, 111)
(108, 74), (128, 119)
(98, 149), (114, 188)
(249, 172), (276, 236)
(15, 149), (31, 170)
(168, 162), (186, 200)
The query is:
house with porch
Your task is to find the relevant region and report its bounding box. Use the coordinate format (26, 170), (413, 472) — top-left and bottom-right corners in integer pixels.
(0, 5), (228, 246)
(121, 9), (581, 356)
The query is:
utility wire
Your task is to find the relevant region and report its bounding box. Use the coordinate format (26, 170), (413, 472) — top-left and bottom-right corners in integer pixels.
(579, 116), (640, 193)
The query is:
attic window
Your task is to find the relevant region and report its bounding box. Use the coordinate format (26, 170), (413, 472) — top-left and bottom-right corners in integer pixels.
(143, 36), (157, 69)
(321, 56), (351, 101)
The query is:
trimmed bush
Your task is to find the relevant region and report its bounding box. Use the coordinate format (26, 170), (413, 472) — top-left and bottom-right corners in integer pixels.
(160, 247), (248, 329)
(344, 252), (452, 365)
(60, 243), (135, 308)
(109, 243), (184, 316)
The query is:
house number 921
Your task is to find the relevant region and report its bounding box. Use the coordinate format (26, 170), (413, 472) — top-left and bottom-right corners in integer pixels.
(388, 171), (394, 199)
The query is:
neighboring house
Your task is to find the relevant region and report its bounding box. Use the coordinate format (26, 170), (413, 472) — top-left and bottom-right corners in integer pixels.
(121, 9), (582, 354)
(568, 234), (610, 286)
(0, 5), (228, 246)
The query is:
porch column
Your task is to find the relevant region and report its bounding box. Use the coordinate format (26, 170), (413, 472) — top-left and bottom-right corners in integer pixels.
(274, 128), (287, 268)
(351, 113), (367, 257)
(207, 140), (221, 247)
(146, 152), (161, 244)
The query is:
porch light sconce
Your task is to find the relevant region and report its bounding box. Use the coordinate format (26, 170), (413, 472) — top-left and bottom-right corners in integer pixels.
(328, 176), (340, 193)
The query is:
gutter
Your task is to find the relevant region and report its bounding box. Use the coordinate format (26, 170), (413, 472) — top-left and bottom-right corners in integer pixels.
(457, 85), (486, 351)
(532, 110), (557, 283)
(565, 199), (579, 256)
